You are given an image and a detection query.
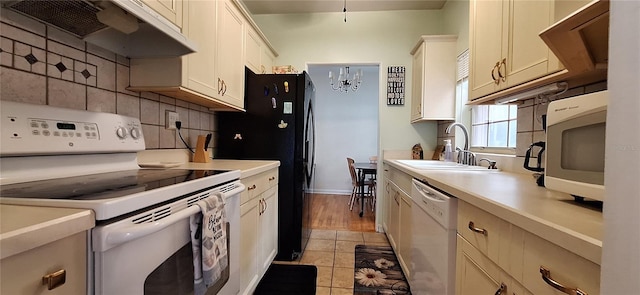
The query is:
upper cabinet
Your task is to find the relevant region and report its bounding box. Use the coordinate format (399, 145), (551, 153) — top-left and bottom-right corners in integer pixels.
(245, 26), (277, 74)
(141, 0), (183, 29)
(410, 35), (457, 122)
(468, 0), (607, 104)
(469, 0), (561, 101)
(128, 0), (276, 111)
(216, 0), (245, 108)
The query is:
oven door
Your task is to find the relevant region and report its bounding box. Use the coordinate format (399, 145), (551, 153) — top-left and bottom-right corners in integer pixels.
(91, 183), (242, 295)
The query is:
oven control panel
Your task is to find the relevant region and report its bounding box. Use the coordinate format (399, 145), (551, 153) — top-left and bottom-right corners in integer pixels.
(1, 101), (145, 156)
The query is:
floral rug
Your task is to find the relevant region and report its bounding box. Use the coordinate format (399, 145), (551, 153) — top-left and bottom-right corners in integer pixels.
(354, 245), (411, 295)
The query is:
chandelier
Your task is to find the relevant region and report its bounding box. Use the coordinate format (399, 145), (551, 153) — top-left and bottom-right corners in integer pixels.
(329, 66), (363, 92)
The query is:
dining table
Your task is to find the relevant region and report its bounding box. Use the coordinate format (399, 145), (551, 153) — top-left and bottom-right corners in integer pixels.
(353, 162), (377, 217)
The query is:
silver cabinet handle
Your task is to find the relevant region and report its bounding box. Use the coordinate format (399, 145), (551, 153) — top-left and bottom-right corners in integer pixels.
(468, 221), (488, 235)
(540, 266), (588, 295)
(494, 282), (506, 295)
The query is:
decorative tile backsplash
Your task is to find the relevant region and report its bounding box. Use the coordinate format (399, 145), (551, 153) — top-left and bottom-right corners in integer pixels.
(0, 9), (217, 151)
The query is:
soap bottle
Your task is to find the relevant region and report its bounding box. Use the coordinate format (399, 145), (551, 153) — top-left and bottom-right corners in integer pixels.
(443, 139), (453, 162)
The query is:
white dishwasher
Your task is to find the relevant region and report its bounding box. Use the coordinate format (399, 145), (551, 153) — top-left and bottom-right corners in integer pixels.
(410, 179), (457, 295)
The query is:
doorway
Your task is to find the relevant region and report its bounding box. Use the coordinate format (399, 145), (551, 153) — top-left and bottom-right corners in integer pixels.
(306, 64), (379, 230)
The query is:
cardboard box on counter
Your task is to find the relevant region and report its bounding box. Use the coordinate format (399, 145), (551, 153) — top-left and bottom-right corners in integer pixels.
(272, 65), (298, 74)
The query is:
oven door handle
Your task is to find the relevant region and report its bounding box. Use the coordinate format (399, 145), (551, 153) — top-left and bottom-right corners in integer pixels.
(105, 184), (245, 247)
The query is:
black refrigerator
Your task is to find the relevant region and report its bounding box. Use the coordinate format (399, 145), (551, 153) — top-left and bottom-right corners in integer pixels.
(217, 68), (316, 261)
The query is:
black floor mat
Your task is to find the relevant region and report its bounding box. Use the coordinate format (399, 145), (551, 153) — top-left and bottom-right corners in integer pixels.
(254, 264), (317, 295)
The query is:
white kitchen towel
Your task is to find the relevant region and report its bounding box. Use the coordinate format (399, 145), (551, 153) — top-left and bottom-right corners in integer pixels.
(189, 192), (228, 295)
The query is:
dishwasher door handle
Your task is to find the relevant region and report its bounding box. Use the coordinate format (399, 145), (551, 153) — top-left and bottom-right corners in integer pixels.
(414, 183), (445, 203)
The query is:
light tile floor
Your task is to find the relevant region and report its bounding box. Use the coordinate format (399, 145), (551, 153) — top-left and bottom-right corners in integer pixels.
(275, 229), (390, 295)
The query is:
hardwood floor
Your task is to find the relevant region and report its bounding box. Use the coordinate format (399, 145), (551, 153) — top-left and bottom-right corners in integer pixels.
(309, 193), (376, 232)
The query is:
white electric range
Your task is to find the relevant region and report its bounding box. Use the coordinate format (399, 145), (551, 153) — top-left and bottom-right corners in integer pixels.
(0, 100), (242, 295)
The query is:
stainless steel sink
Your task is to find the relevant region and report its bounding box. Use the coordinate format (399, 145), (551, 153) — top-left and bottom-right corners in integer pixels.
(396, 160), (498, 171)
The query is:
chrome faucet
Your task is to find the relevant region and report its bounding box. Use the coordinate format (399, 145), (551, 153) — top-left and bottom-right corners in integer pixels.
(446, 122), (476, 165)
(456, 147), (477, 166)
(445, 122), (469, 150)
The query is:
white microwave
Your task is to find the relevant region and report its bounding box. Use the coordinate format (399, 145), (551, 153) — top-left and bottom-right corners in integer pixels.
(545, 90), (608, 201)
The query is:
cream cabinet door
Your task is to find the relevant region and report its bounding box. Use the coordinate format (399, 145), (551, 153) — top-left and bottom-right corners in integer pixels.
(469, 0), (559, 101)
(410, 41), (425, 121)
(141, 0), (183, 29)
(398, 191), (412, 279)
(259, 186), (278, 274)
(505, 0), (558, 88)
(469, 0), (506, 100)
(382, 177), (391, 233)
(240, 197), (260, 295)
(456, 234), (510, 295)
(410, 36), (457, 122)
(185, 0), (218, 97)
(1, 232), (87, 295)
(522, 231), (600, 295)
(245, 27), (262, 74)
(387, 181), (401, 251)
(456, 235), (503, 295)
(216, 0), (245, 109)
(260, 46), (275, 74)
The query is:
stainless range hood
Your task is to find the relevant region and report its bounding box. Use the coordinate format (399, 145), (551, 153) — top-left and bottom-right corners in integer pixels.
(2, 0), (197, 58)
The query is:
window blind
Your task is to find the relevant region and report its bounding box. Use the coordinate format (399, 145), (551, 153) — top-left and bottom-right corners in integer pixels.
(457, 50), (469, 81)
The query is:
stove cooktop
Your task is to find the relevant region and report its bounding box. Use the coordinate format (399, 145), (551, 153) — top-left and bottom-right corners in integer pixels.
(0, 168), (241, 220)
(0, 169), (228, 200)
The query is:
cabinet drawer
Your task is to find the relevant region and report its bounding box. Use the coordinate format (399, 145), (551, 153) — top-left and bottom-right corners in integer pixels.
(1, 232), (87, 295)
(387, 166), (412, 195)
(457, 201), (511, 269)
(240, 169), (278, 204)
(522, 232), (600, 295)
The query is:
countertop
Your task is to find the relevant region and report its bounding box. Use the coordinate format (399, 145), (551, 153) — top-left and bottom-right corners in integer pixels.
(385, 159), (603, 265)
(136, 150), (280, 179)
(0, 205), (94, 260)
(168, 159), (280, 179)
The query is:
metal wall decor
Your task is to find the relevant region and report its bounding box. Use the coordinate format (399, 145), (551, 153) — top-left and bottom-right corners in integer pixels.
(387, 66), (405, 105)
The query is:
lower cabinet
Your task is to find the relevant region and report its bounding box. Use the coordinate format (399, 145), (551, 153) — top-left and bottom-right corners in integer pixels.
(239, 169), (278, 295)
(398, 191), (412, 279)
(456, 200), (600, 295)
(522, 231), (600, 295)
(456, 234), (531, 295)
(384, 165), (413, 280)
(239, 196), (260, 294)
(258, 187), (278, 271)
(386, 180), (400, 251)
(0, 232), (87, 295)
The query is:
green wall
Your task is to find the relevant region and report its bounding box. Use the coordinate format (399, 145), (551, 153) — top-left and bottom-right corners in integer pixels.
(252, 6), (469, 154)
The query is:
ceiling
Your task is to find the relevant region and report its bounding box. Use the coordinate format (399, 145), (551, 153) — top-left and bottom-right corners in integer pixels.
(241, 0), (447, 15)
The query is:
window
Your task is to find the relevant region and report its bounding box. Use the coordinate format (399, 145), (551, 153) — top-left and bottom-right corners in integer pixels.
(456, 50), (517, 151)
(471, 105), (517, 148)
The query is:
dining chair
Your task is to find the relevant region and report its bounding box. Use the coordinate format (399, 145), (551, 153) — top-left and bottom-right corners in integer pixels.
(347, 157), (375, 211)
